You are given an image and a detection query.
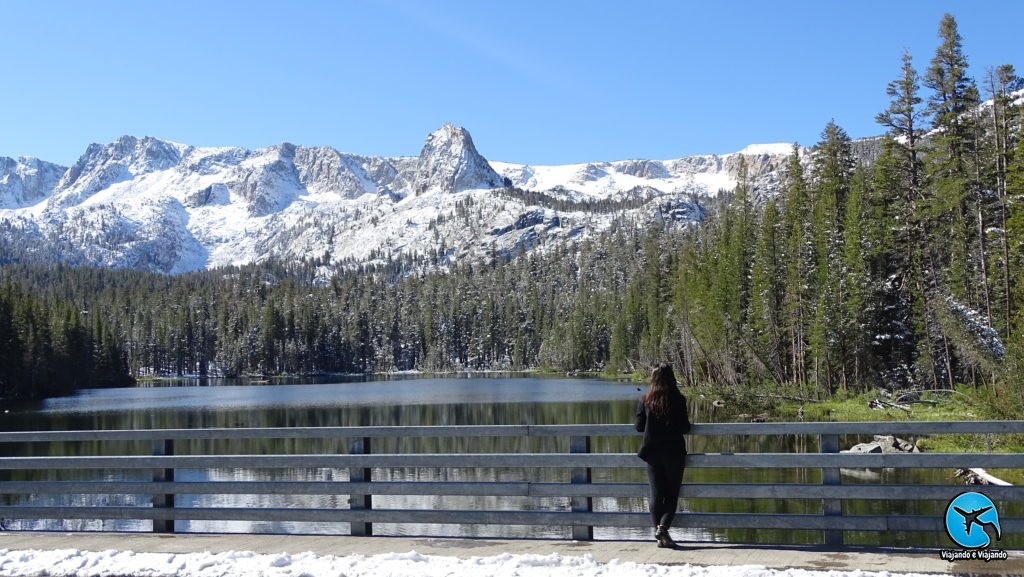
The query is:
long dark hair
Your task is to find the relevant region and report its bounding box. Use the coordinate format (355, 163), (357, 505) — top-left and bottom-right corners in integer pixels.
(642, 364), (684, 418)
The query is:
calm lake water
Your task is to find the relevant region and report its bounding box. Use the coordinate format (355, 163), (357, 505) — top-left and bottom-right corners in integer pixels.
(0, 375), (1008, 546)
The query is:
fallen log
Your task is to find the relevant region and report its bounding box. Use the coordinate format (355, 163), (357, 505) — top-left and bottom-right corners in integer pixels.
(868, 398), (911, 412)
(752, 393), (824, 403)
(955, 468), (1012, 486)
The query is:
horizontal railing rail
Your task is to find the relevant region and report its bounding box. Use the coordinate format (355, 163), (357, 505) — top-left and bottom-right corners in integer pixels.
(0, 420), (1020, 442)
(0, 421), (1021, 545)
(0, 480), (1022, 500)
(1, 452), (1024, 469)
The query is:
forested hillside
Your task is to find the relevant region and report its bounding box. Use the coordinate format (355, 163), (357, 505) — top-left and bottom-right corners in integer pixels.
(2, 14), (1023, 408)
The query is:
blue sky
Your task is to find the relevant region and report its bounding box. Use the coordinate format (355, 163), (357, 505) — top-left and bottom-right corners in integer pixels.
(2, 1), (1022, 167)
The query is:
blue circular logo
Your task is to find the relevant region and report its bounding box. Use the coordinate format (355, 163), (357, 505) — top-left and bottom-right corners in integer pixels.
(945, 492), (1002, 549)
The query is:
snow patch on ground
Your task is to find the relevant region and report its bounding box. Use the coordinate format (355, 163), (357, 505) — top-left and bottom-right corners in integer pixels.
(0, 548), (938, 577)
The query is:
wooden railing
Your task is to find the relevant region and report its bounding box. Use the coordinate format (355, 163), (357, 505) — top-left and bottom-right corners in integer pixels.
(0, 421), (1023, 545)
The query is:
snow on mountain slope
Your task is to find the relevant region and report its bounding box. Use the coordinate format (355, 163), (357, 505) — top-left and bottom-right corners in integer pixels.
(0, 156), (66, 209)
(0, 125), (794, 273)
(491, 146), (788, 202)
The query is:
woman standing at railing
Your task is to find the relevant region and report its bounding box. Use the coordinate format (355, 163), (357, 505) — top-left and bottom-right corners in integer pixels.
(635, 363), (691, 548)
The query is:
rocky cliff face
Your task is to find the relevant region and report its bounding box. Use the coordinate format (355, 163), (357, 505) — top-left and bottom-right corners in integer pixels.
(0, 156), (65, 208)
(293, 146), (379, 200)
(0, 124), (797, 274)
(411, 123), (505, 194)
(49, 136), (186, 209)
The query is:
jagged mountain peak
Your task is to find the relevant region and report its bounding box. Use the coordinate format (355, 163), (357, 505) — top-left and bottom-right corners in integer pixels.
(422, 123), (484, 152)
(432, 122), (467, 140)
(268, 142), (298, 158)
(50, 135), (189, 208)
(413, 123), (504, 194)
(103, 135), (187, 165)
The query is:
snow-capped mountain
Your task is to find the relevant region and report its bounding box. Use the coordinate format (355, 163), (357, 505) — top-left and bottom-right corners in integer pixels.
(412, 123), (505, 194)
(0, 124), (792, 274)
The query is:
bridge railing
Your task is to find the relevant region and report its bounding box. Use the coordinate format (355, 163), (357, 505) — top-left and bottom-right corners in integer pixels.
(0, 421), (1022, 545)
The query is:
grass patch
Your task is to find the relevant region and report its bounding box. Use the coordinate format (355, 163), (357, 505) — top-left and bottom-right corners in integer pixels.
(780, 389), (983, 423)
(746, 385), (1024, 480)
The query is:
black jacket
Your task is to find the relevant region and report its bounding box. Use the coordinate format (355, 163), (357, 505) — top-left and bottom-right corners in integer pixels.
(635, 396), (691, 463)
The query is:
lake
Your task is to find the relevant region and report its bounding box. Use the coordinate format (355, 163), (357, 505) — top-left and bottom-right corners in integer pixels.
(0, 375), (994, 546)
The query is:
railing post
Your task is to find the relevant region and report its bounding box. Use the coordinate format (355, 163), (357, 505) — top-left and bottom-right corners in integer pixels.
(152, 438), (174, 533)
(570, 435), (593, 541)
(349, 437), (372, 536)
(819, 433), (842, 546)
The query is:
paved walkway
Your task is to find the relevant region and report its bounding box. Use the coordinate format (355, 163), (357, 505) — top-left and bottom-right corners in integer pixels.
(0, 532), (1022, 575)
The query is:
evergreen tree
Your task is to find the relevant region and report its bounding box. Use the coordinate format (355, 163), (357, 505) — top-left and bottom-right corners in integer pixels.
(807, 121), (854, 393)
(983, 65), (1022, 339)
(875, 49), (926, 198)
(747, 198), (785, 384)
(923, 12), (980, 304)
(872, 49), (929, 201)
(715, 158), (756, 382)
(0, 286), (23, 394)
(839, 163), (872, 388)
(780, 144), (812, 387)
(867, 138), (916, 386)
(1007, 130), (1024, 333)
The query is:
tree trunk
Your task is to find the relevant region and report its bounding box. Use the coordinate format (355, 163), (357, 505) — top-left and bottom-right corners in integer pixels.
(977, 203), (993, 322)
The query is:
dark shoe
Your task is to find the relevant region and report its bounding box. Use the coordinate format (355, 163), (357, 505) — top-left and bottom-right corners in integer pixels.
(655, 526), (677, 548)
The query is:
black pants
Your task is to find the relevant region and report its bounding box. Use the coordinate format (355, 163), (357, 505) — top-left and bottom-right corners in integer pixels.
(646, 457), (685, 528)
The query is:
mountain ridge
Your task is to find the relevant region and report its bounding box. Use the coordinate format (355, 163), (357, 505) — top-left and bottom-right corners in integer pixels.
(0, 124), (794, 274)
